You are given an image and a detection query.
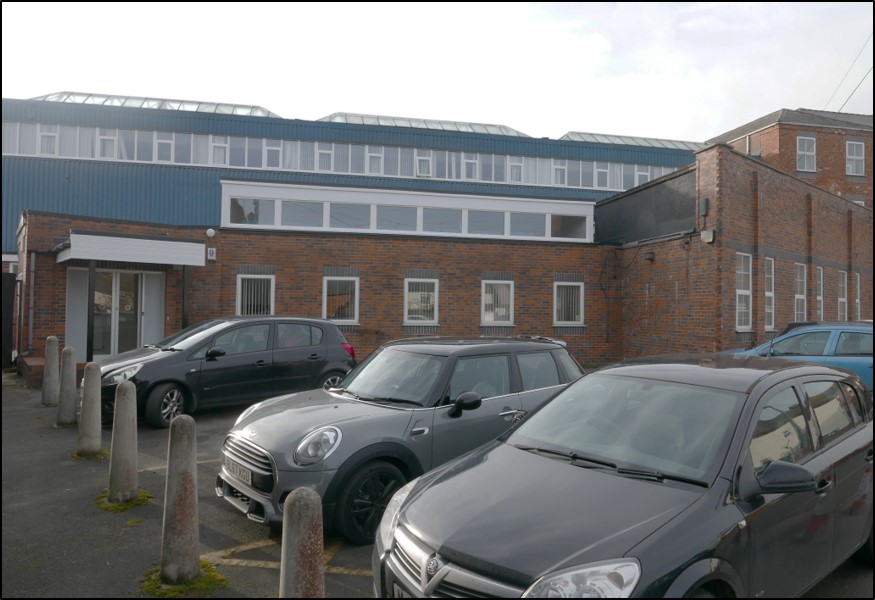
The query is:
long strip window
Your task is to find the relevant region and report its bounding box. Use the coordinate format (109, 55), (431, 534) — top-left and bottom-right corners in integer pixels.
(794, 263), (807, 322)
(764, 258), (775, 331)
(816, 267), (824, 321)
(2, 121), (679, 193)
(855, 273), (861, 321)
(736, 253), (752, 331)
(838, 271), (848, 321)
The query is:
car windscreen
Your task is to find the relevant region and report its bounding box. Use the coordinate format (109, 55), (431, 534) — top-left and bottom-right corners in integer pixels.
(341, 347), (447, 405)
(507, 373), (744, 482)
(154, 319), (229, 350)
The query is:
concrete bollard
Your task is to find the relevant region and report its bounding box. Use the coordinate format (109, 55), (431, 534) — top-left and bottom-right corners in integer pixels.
(160, 414), (201, 584)
(77, 362), (102, 455)
(279, 488), (325, 598)
(56, 347), (78, 426)
(107, 381), (138, 503)
(41, 336), (60, 407)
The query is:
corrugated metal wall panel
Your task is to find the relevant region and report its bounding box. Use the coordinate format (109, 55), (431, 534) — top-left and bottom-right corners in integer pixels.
(3, 99), (696, 166)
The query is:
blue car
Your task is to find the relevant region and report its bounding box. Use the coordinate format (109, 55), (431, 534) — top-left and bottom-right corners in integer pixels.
(729, 321), (872, 389)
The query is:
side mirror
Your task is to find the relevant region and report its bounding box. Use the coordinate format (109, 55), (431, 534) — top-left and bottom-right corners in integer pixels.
(206, 347), (227, 360)
(755, 460), (816, 494)
(448, 391), (482, 418)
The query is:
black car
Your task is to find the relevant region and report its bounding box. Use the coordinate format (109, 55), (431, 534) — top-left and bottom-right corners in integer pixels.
(373, 353), (873, 598)
(217, 336), (584, 544)
(96, 316), (356, 428)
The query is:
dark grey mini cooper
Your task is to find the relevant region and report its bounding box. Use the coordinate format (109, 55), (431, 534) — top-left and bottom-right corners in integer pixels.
(216, 337), (584, 544)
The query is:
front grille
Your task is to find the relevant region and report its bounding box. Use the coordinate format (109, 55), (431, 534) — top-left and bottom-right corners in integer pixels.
(222, 435), (275, 493)
(389, 526), (524, 598)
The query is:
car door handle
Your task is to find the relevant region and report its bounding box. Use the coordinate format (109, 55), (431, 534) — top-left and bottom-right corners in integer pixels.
(308, 353), (322, 360)
(814, 479), (833, 495)
(411, 427), (429, 437)
(865, 449), (874, 463)
(255, 359), (266, 367)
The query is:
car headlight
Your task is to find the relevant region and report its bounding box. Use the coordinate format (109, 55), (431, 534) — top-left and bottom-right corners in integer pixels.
(103, 363), (143, 386)
(523, 559), (641, 598)
(294, 426), (342, 465)
(376, 478), (417, 552)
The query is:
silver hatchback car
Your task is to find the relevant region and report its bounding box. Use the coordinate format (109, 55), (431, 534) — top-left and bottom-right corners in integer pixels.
(215, 337), (584, 544)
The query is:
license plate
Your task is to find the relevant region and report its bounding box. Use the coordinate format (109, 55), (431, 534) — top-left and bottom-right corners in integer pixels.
(392, 583), (413, 598)
(224, 456), (252, 486)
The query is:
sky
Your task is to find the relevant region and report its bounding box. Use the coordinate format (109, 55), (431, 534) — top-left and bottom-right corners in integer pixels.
(2, 2), (872, 142)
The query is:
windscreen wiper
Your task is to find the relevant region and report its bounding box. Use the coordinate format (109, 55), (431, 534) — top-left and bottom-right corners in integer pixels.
(615, 467), (709, 487)
(513, 445), (617, 469)
(370, 397), (423, 406)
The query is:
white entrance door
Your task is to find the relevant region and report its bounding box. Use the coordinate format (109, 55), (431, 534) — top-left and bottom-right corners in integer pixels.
(66, 268), (166, 359)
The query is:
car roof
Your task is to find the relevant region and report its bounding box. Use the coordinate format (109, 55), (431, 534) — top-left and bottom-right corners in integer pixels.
(779, 320), (872, 335)
(596, 352), (857, 394)
(380, 336), (566, 356)
(220, 316), (336, 325)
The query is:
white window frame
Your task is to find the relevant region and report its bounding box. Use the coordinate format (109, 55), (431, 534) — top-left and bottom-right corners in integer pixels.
(403, 278), (439, 325)
(764, 258), (775, 331)
(855, 272), (861, 321)
(317, 142), (333, 172)
(368, 146), (383, 174)
(635, 165), (651, 186)
(816, 266), (824, 321)
(265, 139), (282, 169)
(794, 263), (807, 322)
(211, 135), (229, 165)
(481, 280), (514, 326)
(797, 135), (816, 172)
(553, 159), (567, 186)
(846, 141), (865, 176)
(235, 274), (275, 316)
(838, 270), (848, 321)
(323, 276), (360, 325)
(415, 149), (432, 178)
(736, 253), (752, 331)
(156, 131), (174, 162)
(553, 282), (585, 326)
(38, 124), (59, 156)
(98, 127), (117, 159)
(463, 153), (478, 180)
(509, 156), (523, 182)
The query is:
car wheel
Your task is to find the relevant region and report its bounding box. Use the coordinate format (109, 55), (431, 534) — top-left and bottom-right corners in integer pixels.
(335, 460), (406, 545)
(319, 371), (346, 390)
(144, 383), (185, 429)
(101, 397), (115, 425)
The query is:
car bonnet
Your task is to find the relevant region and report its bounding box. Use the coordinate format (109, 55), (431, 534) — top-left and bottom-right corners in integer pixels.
(398, 441), (702, 585)
(230, 388), (412, 454)
(96, 345), (164, 375)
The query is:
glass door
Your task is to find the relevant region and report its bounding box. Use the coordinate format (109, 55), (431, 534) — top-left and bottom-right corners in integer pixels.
(92, 271), (141, 357)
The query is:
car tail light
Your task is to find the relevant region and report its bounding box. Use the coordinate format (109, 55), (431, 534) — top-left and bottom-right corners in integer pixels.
(342, 342), (356, 361)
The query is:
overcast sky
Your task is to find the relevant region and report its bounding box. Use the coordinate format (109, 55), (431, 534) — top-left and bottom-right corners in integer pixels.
(2, 2), (872, 142)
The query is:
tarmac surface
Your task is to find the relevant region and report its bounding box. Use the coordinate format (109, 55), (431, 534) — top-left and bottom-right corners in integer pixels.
(0, 371), (374, 598)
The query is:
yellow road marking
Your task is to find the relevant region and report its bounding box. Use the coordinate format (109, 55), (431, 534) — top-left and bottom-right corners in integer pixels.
(201, 538), (371, 576)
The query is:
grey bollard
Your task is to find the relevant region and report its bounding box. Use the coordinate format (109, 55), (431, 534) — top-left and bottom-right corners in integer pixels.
(41, 336), (60, 407)
(160, 415), (201, 584)
(77, 362), (102, 455)
(56, 347), (78, 426)
(279, 488), (325, 598)
(107, 381), (138, 503)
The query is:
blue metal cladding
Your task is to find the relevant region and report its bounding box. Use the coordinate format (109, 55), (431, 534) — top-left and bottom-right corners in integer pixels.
(2, 98), (697, 166)
(1, 156), (616, 252)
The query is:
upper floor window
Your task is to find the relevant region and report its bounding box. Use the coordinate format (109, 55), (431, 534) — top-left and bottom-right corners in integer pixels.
(797, 135), (816, 172)
(736, 253), (752, 331)
(846, 140), (864, 176)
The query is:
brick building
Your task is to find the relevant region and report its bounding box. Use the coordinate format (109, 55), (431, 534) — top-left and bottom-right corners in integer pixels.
(707, 108), (873, 209)
(2, 94), (872, 375)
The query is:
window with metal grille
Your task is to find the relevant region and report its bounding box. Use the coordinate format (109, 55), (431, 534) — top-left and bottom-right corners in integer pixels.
(764, 258), (775, 331)
(236, 275), (274, 316)
(794, 263), (807, 322)
(736, 253), (752, 331)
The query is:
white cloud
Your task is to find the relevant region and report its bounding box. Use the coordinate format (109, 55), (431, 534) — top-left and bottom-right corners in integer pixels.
(2, 2), (872, 141)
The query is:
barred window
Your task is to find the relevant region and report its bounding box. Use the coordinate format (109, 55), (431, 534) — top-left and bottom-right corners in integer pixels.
(324, 277), (359, 324)
(405, 279), (438, 324)
(764, 258), (775, 331)
(736, 253), (752, 331)
(482, 281), (514, 325)
(554, 282), (584, 325)
(794, 263), (807, 322)
(236, 275), (275, 316)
